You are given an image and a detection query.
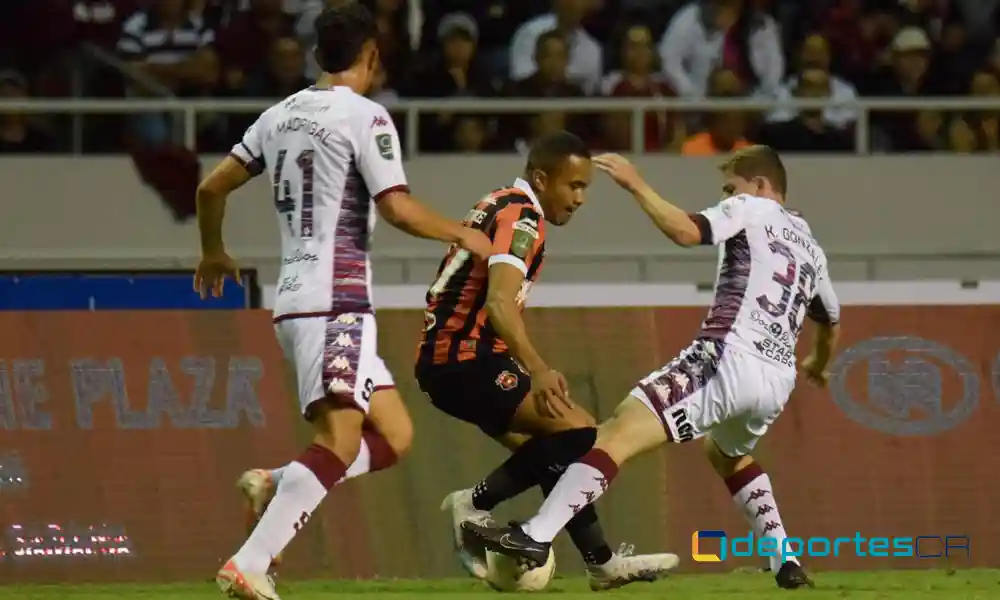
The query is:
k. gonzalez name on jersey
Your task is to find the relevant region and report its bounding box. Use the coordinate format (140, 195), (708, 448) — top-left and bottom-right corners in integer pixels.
(695, 194), (841, 371)
(229, 86), (408, 321)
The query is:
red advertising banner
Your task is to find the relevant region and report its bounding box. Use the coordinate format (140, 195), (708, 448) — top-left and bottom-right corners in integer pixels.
(0, 307), (997, 583)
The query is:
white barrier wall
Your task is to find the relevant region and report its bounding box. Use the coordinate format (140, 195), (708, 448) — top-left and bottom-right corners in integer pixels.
(261, 282), (1000, 309)
(3, 156), (999, 283)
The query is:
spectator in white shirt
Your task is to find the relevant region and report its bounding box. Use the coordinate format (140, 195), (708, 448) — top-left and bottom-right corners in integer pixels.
(658, 0), (784, 98)
(765, 33), (859, 129)
(509, 0), (603, 94)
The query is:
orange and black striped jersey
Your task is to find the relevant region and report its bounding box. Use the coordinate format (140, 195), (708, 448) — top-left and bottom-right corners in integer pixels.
(417, 180), (546, 366)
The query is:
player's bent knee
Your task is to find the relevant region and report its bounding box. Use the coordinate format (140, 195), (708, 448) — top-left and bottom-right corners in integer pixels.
(703, 435), (754, 477)
(510, 396), (594, 435)
(367, 388), (414, 458)
(380, 416), (413, 459)
(497, 431), (532, 451)
(556, 404), (596, 429)
(311, 402), (365, 466)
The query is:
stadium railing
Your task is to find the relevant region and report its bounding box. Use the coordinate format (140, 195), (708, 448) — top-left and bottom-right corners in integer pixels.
(2, 96), (1000, 155)
(5, 248), (997, 285)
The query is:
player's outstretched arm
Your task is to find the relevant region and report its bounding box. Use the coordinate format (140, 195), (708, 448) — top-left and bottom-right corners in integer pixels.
(376, 191), (489, 259)
(593, 153), (703, 247)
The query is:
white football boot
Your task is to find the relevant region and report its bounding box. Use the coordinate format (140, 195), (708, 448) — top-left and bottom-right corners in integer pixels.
(587, 543), (680, 591)
(217, 558), (281, 600)
(441, 489), (494, 579)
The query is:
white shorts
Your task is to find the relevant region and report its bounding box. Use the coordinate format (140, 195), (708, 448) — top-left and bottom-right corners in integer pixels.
(274, 312), (395, 417)
(630, 338), (795, 458)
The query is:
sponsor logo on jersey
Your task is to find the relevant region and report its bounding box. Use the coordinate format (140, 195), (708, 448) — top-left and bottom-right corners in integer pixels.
(283, 250), (319, 265)
(512, 218), (539, 236)
(510, 217), (539, 259)
(670, 407), (695, 442)
(495, 370), (519, 391)
(371, 115), (389, 128)
(278, 275), (302, 294)
(464, 208), (487, 225)
(376, 133), (394, 159)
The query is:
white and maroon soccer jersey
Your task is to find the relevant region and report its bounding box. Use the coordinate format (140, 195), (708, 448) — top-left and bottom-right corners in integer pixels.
(696, 194), (841, 373)
(230, 86), (409, 321)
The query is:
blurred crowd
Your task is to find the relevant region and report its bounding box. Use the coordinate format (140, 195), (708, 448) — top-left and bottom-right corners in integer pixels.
(1, 0), (1000, 154)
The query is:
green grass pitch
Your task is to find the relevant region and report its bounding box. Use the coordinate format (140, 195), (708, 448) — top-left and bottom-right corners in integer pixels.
(4, 570), (1000, 600)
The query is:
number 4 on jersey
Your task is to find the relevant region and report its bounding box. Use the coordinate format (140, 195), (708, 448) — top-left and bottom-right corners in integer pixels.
(272, 148), (316, 239)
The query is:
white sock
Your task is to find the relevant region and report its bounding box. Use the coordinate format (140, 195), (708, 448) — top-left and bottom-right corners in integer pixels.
(270, 435), (372, 489)
(234, 461), (328, 573)
(729, 465), (794, 572)
(522, 453), (616, 543)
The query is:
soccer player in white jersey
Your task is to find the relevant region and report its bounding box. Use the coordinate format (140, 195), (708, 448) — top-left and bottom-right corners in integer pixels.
(464, 146), (841, 590)
(193, 3), (492, 599)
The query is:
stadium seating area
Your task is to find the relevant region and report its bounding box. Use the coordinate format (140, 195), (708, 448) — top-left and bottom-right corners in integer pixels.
(0, 0), (999, 153)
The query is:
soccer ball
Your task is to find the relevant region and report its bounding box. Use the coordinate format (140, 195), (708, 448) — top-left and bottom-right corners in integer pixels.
(484, 548), (556, 592)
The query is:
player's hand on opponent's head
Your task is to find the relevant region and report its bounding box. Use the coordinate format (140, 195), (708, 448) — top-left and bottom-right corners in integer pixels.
(457, 227), (493, 261)
(194, 250), (241, 299)
(798, 355), (830, 388)
(593, 153), (644, 193)
(530, 369), (573, 418)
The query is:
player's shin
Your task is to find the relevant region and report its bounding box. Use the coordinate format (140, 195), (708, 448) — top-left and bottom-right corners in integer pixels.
(538, 471), (613, 565)
(521, 448), (619, 543)
(233, 444), (349, 573)
(719, 456), (794, 572)
(232, 407), (361, 573)
(519, 397), (664, 543)
(472, 427), (597, 510)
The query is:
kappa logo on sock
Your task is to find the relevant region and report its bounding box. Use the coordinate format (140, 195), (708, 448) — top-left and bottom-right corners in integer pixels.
(495, 371), (518, 391)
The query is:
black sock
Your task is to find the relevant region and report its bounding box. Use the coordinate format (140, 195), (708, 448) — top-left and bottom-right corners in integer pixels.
(471, 427), (597, 511)
(539, 468), (614, 566)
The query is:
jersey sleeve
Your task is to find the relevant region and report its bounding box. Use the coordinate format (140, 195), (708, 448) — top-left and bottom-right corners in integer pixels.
(694, 195), (750, 245)
(807, 271), (841, 325)
(229, 117), (266, 177)
(487, 203), (544, 276)
(355, 104), (409, 201)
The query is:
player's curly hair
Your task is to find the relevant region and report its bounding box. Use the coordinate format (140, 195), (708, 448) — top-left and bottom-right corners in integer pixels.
(718, 145), (787, 195)
(315, 1), (378, 74)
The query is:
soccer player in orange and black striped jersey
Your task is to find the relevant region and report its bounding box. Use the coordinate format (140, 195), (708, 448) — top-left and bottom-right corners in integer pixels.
(415, 131), (680, 588)
(418, 185), (546, 366)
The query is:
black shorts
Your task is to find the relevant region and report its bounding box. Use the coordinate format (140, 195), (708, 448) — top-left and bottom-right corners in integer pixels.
(415, 353), (531, 438)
